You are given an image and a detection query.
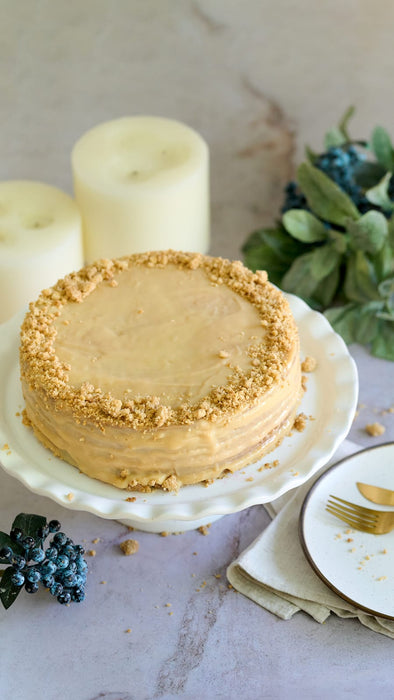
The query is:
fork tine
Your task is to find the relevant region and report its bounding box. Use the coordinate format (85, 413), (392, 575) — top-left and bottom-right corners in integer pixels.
(325, 505), (377, 533)
(327, 498), (378, 525)
(326, 495), (394, 534)
(328, 495), (380, 519)
(325, 506), (359, 529)
(326, 503), (371, 527)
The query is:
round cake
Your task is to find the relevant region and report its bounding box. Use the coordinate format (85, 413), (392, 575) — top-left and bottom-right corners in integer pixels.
(20, 251), (302, 491)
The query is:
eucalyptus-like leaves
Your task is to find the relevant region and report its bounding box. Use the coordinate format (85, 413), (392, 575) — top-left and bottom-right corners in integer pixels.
(242, 110), (394, 360)
(297, 161), (360, 227)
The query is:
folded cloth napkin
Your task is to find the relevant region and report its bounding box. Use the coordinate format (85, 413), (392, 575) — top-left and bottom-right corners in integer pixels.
(227, 440), (394, 639)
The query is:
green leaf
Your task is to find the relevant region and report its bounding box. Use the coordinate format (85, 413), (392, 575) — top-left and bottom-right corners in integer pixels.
(378, 276), (394, 300)
(328, 229), (348, 254)
(242, 245), (288, 285)
(242, 227), (304, 261)
(242, 228), (267, 254)
(242, 226), (306, 285)
(346, 210), (388, 254)
(0, 566), (22, 609)
(373, 241), (394, 281)
(373, 218), (394, 279)
(344, 251), (380, 303)
(282, 209), (328, 243)
(371, 320), (394, 360)
(12, 514), (47, 542)
(0, 533), (24, 563)
(281, 252), (321, 298)
(378, 277), (394, 316)
(298, 161), (360, 226)
(353, 305), (381, 344)
(365, 172), (394, 211)
(253, 227), (305, 262)
(281, 244), (341, 300)
(324, 127), (347, 150)
(338, 106), (356, 140)
(326, 303), (394, 360)
(325, 304), (360, 344)
(353, 160), (387, 189)
(324, 107), (356, 148)
(371, 126), (394, 171)
(313, 264), (340, 307)
(309, 244), (341, 281)
(388, 215), (394, 247)
(376, 311), (394, 322)
(305, 144), (318, 163)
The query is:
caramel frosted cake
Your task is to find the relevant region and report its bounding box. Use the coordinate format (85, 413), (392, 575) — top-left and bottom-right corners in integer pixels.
(20, 251), (302, 491)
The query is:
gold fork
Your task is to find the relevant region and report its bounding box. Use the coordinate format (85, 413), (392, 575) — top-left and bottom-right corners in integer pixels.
(326, 495), (394, 534)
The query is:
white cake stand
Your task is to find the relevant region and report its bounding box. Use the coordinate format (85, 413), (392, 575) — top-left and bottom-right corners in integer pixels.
(0, 294), (358, 532)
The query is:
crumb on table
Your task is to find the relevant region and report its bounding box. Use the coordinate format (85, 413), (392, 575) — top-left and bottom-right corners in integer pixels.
(197, 524), (211, 535)
(365, 422), (386, 437)
(120, 538), (139, 555)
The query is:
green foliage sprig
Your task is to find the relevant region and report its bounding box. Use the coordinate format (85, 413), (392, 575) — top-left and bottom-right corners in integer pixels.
(242, 108), (394, 360)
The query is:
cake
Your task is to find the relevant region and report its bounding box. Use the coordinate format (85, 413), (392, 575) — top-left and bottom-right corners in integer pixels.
(20, 250), (302, 491)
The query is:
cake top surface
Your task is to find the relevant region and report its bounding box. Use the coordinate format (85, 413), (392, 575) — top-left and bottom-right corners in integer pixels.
(53, 264), (265, 407)
(20, 250), (299, 429)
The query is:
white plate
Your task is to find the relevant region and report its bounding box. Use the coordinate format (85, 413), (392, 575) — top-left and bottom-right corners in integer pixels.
(0, 294), (358, 533)
(299, 443), (394, 620)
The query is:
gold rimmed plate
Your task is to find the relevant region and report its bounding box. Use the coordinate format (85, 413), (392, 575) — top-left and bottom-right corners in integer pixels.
(299, 443), (394, 620)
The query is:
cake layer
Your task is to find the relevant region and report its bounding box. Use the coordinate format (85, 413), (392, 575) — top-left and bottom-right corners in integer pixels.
(20, 251), (302, 490)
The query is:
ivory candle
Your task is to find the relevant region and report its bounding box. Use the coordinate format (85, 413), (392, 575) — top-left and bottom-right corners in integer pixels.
(71, 116), (210, 262)
(0, 181), (83, 324)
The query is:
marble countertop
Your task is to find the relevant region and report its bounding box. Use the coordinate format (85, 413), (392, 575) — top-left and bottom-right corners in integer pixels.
(1, 2), (394, 699)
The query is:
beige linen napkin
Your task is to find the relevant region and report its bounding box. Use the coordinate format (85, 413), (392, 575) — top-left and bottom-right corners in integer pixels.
(227, 440), (394, 638)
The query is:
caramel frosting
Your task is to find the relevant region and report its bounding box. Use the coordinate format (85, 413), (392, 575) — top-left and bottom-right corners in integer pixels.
(20, 250), (302, 490)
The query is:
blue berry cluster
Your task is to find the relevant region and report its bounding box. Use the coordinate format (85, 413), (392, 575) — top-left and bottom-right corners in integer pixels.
(0, 519), (87, 605)
(281, 181), (308, 213)
(281, 145), (370, 215)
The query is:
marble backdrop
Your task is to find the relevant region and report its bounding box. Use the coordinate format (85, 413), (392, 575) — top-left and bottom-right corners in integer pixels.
(2, 1), (394, 264)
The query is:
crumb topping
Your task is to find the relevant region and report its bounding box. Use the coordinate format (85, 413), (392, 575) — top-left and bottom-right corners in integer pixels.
(301, 356), (317, 372)
(20, 250), (299, 431)
(293, 412), (307, 432)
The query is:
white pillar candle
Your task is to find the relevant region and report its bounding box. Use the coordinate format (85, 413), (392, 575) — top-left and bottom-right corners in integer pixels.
(0, 181), (83, 324)
(71, 116), (210, 262)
